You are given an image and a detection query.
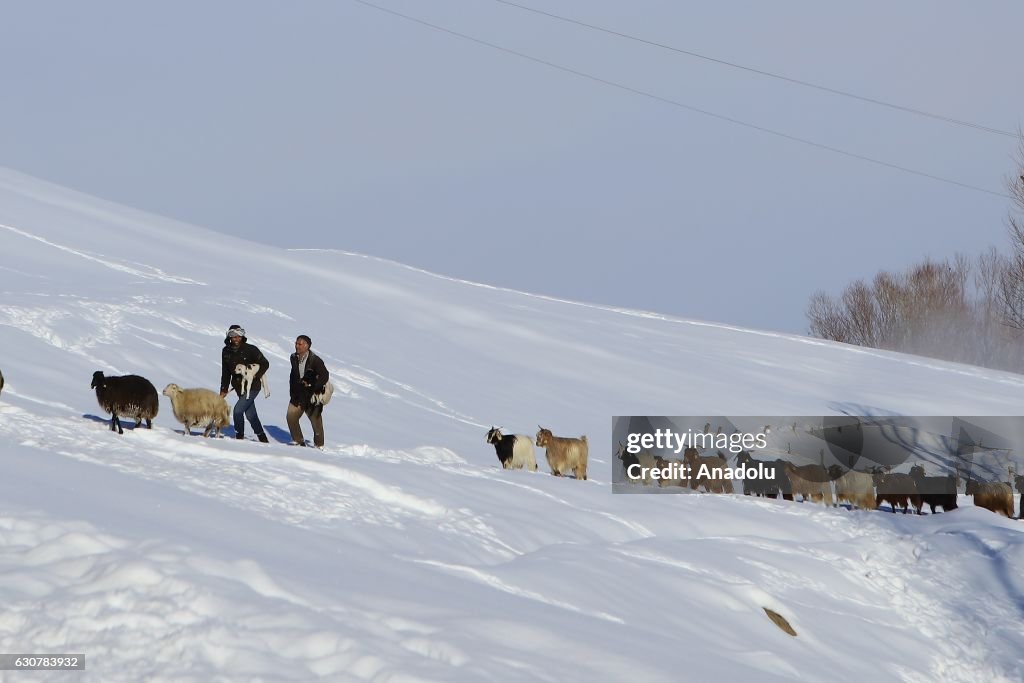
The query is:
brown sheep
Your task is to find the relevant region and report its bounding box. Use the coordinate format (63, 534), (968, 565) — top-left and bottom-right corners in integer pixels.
(653, 455), (687, 488)
(536, 427), (588, 480)
(872, 471), (921, 514)
(682, 448), (733, 494)
(783, 463), (834, 506)
(965, 480), (1014, 518)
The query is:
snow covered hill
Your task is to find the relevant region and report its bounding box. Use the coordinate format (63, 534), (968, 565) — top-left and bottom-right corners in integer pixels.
(0, 168), (1022, 682)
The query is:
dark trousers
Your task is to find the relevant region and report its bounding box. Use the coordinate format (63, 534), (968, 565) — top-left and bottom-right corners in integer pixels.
(233, 386), (265, 437)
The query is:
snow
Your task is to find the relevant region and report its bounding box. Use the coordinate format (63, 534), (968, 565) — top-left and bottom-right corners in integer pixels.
(0, 167), (1022, 682)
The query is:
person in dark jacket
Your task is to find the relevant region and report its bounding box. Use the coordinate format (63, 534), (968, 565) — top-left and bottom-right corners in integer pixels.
(286, 334), (330, 448)
(219, 325), (270, 443)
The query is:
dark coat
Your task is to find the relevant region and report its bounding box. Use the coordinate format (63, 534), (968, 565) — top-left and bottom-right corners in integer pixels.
(289, 350), (329, 408)
(220, 337), (270, 397)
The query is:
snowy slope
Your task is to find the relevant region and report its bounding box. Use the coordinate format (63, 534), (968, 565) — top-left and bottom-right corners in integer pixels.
(0, 168), (1022, 682)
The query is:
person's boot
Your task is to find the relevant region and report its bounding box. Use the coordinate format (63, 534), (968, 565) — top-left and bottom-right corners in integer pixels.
(235, 433), (245, 440)
(256, 433), (269, 443)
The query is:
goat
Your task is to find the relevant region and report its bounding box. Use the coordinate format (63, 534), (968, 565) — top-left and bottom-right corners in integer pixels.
(908, 465), (958, 514)
(736, 451), (791, 499)
(615, 443), (658, 485)
(965, 480), (1014, 518)
(783, 462), (834, 505)
(485, 427), (538, 471)
(234, 363), (270, 399)
(536, 427), (588, 480)
(305, 381), (335, 419)
(90, 371), (159, 434)
(826, 465), (875, 510)
(1016, 475), (1024, 520)
(653, 455), (688, 488)
(162, 384), (231, 437)
(871, 470), (921, 514)
(682, 448), (733, 494)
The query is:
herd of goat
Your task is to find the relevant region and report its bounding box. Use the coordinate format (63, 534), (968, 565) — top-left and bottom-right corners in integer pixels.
(1, 365), (1019, 519)
(615, 444), (1024, 519)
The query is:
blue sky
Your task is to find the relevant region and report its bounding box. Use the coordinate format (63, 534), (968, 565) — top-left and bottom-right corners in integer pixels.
(2, 0), (1022, 333)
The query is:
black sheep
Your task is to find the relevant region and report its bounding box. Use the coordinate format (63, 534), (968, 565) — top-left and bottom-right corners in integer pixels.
(909, 465), (958, 514)
(736, 451), (793, 500)
(91, 371), (159, 434)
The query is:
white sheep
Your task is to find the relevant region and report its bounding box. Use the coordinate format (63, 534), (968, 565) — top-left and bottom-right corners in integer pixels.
(827, 465), (875, 510)
(234, 363), (270, 398)
(162, 383), (230, 437)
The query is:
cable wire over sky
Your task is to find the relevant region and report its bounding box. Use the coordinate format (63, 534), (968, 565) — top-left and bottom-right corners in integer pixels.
(490, 0), (1017, 138)
(351, 0), (1012, 199)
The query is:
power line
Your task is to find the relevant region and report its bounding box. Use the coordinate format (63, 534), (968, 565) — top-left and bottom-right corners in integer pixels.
(350, 0), (1010, 199)
(491, 0), (1017, 138)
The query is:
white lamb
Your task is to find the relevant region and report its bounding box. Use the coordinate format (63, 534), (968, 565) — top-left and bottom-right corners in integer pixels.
(235, 363), (270, 398)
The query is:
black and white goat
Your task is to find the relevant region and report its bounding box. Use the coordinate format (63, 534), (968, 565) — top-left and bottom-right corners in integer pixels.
(486, 426), (538, 471)
(91, 370), (159, 434)
(306, 381), (335, 418)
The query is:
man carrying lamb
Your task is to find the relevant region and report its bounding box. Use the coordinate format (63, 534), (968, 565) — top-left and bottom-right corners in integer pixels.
(287, 334), (330, 449)
(219, 325), (270, 443)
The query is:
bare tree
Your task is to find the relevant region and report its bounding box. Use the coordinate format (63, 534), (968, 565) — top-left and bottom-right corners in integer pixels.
(808, 134), (1024, 370)
(807, 290), (850, 343)
(807, 252), (1020, 371)
(999, 132), (1024, 329)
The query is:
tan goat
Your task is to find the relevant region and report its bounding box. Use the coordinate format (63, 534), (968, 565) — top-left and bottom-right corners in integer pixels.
(536, 427), (588, 480)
